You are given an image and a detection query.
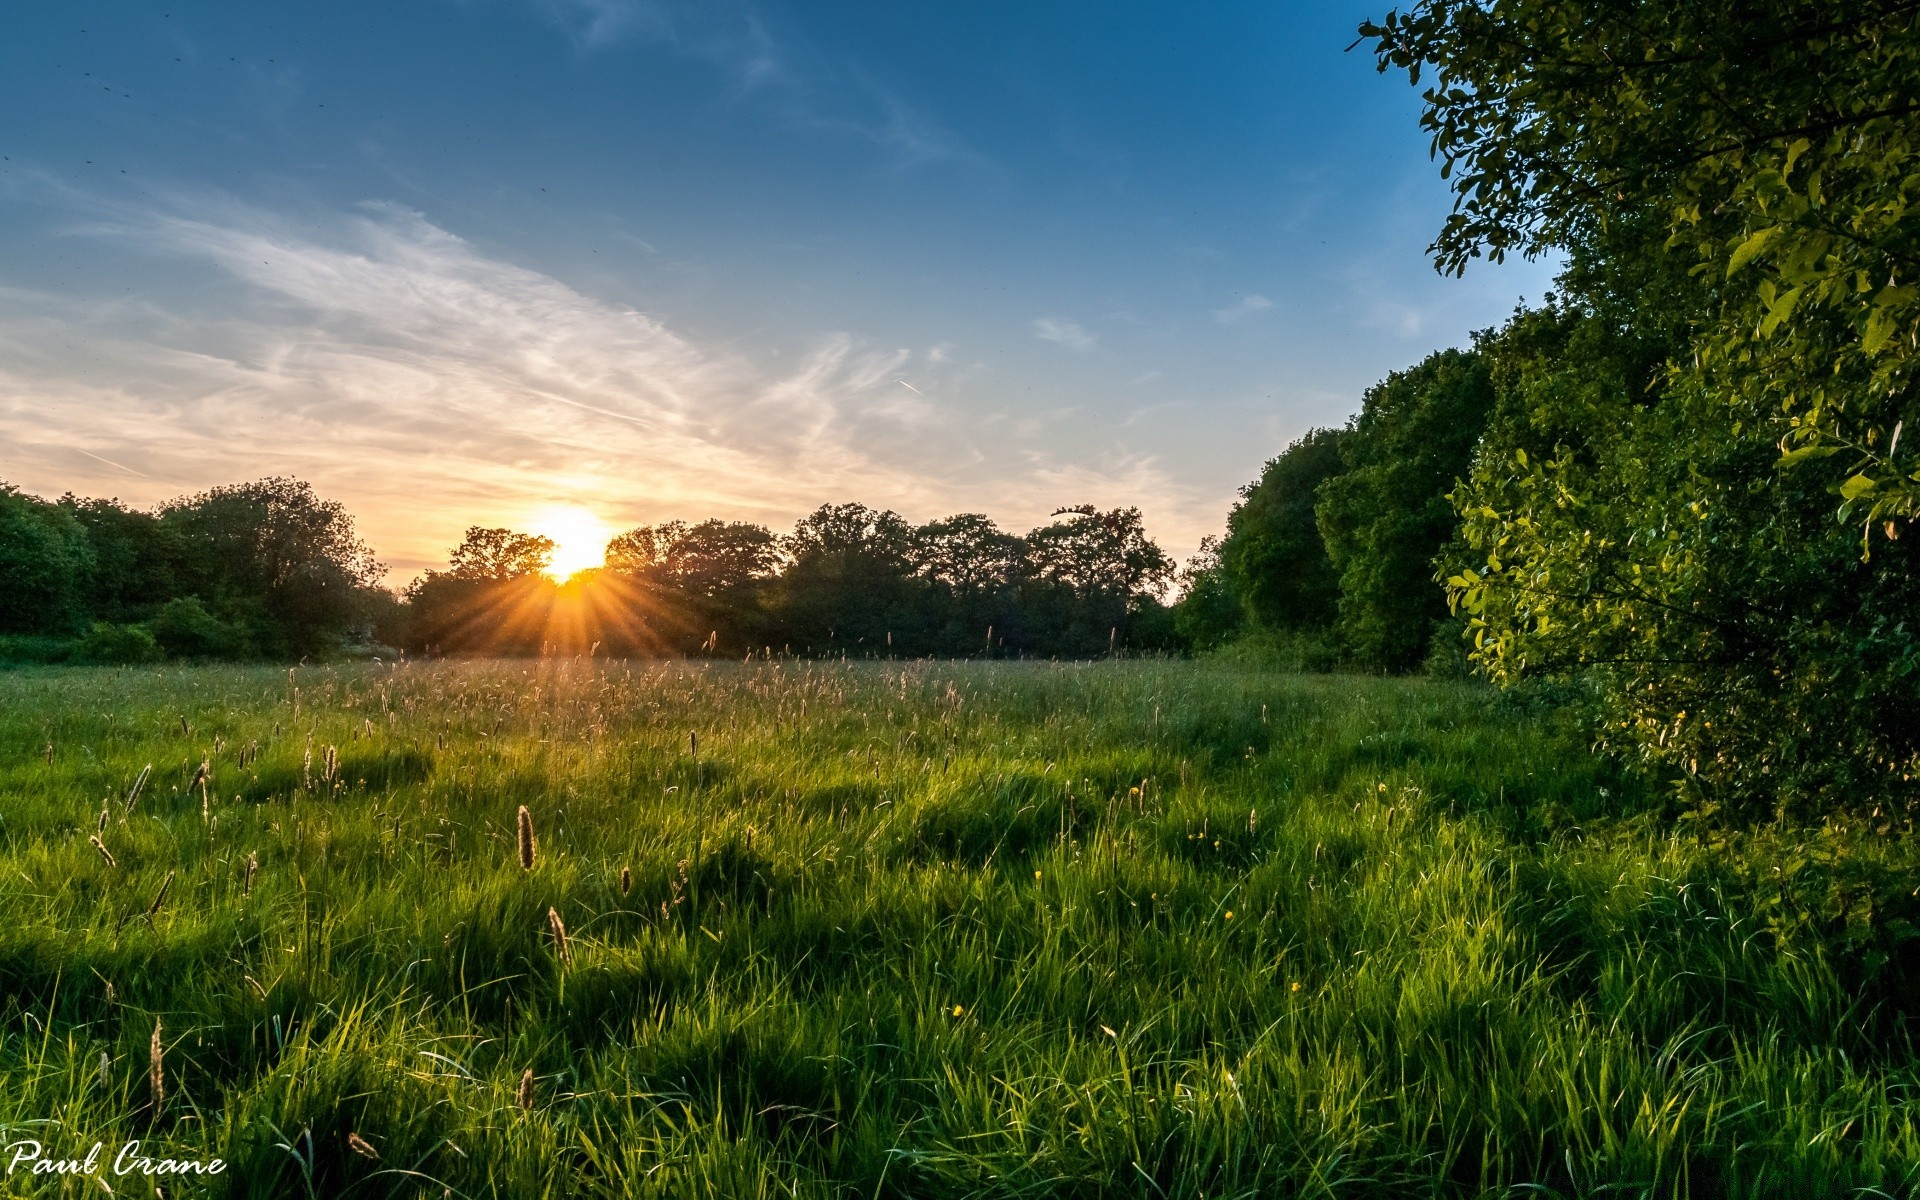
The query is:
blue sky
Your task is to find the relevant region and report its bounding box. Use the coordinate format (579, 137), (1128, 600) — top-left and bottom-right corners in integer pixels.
(0, 0), (1555, 578)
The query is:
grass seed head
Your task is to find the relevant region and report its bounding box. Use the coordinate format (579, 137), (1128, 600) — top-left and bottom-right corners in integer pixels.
(517, 805), (537, 870)
(89, 834), (117, 868)
(618, 866), (632, 894)
(347, 1132), (379, 1160)
(145, 870), (176, 921)
(547, 905), (571, 964)
(517, 1068), (536, 1111)
(125, 764), (151, 812)
(148, 1018), (164, 1112)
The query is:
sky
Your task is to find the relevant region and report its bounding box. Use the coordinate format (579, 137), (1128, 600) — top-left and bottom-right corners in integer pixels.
(0, 0), (1557, 581)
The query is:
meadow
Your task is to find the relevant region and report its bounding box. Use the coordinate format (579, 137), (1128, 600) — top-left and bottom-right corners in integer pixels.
(0, 659), (1916, 1198)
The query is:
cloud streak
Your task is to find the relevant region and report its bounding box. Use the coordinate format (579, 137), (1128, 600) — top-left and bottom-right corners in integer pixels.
(1032, 317), (1097, 352)
(1212, 293), (1273, 324)
(0, 193), (1209, 578)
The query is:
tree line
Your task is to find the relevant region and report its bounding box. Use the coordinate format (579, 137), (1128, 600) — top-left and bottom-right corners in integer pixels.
(1174, 0), (1920, 821)
(408, 502), (1176, 658)
(0, 478), (382, 662)
(0, 482), (1178, 662)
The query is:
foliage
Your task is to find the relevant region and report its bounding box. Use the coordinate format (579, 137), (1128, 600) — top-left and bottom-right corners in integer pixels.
(69, 620), (162, 664)
(4, 660), (1918, 1195)
(0, 484), (92, 635)
(394, 503), (1179, 660)
(599, 520), (784, 655)
(149, 596), (245, 659)
(1362, 0), (1920, 814)
(161, 478), (386, 658)
(1362, 0), (1920, 529)
(1019, 506), (1174, 657)
(1216, 428), (1347, 635)
(445, 526), (555, 581)
(607, 519), (781, 598)
(0, 478), (392, 665)
(1318, 349), (1495, 670)
(775, 503), (924, 653)
(59, 493), (179, 625)
(1170, 536), (1243, 651)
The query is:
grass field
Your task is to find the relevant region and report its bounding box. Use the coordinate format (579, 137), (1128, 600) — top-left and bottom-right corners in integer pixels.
(1, 659), (1916, 1198)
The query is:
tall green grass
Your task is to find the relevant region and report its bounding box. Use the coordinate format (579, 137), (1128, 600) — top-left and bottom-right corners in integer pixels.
(0, 660), (1914, 1197)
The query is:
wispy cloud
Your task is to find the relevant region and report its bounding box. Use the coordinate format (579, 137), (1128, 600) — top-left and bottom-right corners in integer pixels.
(1032, 317), (1096, 352)
(530, 0), (782, 82)
(1212, 293), (1273, 324)
(0, 192), (1207, 577)
(520, 0), (981, 172)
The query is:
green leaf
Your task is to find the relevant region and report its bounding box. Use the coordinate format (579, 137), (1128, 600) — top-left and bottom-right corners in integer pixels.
(1840, 474), (1879, 502)
(1727, 227), (1778, 277)
(1777, 444), (1839, 468)
(1863, 307), (1897, 354)
(1758, 286), (1803, 336)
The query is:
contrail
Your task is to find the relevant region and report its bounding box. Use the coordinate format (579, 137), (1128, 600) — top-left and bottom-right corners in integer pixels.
(71, 447), (148, 477)
(894, 379), (924, 396)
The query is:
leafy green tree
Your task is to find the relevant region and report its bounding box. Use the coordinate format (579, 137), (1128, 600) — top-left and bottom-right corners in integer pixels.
(603, 520), (780, 654)
(776, 503), (923, 653)
(404, 526), (555, 655)
(0, 484), (92, 635)
(446, 527), (555, 581)
(911, 513), (1027, 654)
(1454, 302), (1920, 818)
(1363, 1), (1920, 529)
(58, 495), (178, 625)
(634, 521), (779, 599)
(1317, 349), (1494, 671)
(1217, 428), (1348, 635)
(1171, 536), (1243, 652)
(1021, 506), (1173, 656)
(1367, 0), (1920, 813)
(161, 478), (384, 656)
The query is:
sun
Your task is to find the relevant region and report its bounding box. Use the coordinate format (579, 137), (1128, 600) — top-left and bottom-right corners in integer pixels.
(529, 505), (614, 581)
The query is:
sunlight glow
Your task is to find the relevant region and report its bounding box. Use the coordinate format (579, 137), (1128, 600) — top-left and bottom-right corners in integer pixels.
(530, 505), (615, 580)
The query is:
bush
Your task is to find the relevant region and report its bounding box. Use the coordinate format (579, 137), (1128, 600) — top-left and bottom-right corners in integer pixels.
(1422, 618), (1474, 680)
(1209, 628), (1344, 672)
(0, 635), (73, 666)
(148, 596), (242, 658)
(71, 622), (161, 665)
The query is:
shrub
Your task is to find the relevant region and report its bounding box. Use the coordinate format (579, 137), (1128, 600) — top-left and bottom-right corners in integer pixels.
(148, 597), (242, 658)
(71, 622), (161, 665)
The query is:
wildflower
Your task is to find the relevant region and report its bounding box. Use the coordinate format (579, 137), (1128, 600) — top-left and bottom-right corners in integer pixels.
(1290, 981), (1302, 993)
(951, 1005), (964, 1017)
(1224, 910), (1234, 920)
